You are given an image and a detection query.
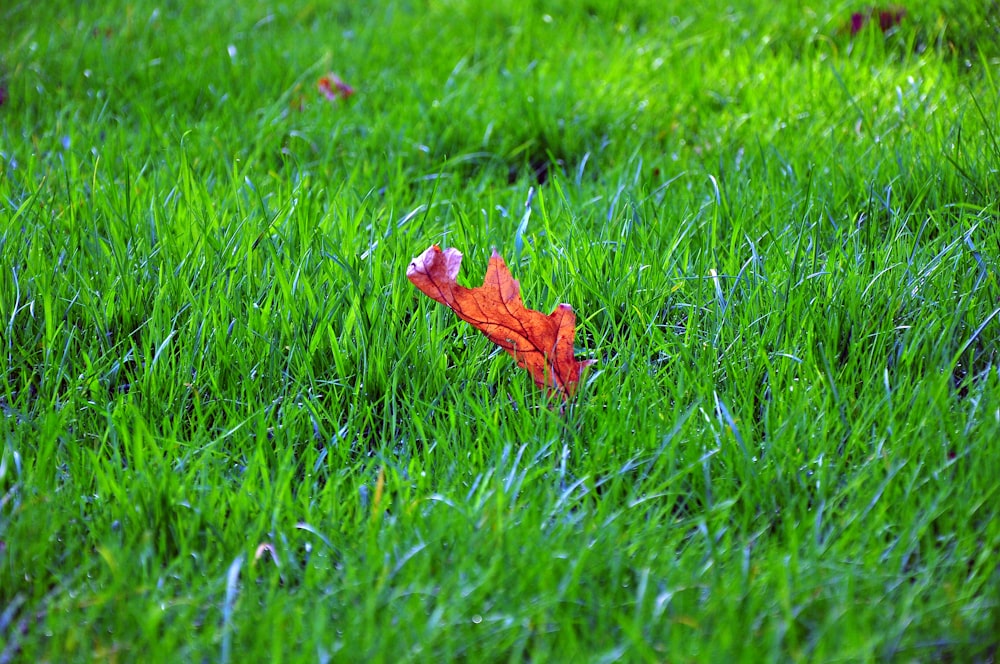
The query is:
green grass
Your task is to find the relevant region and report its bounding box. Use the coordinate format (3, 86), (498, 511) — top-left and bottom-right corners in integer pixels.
(2, 0), (1000, 661)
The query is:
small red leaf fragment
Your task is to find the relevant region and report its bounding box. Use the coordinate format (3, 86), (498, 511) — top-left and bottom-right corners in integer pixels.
(848, 5), (905, 36)
(318, 72), (355, 102)
(407, 245), (595, 399)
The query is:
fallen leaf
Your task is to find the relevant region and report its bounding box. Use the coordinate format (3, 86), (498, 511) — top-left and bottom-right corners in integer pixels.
(876, 6), (906, 32)
(407, 245), (595, 399)
(849, 5), (906, 36)
(318, 72), (355, 102)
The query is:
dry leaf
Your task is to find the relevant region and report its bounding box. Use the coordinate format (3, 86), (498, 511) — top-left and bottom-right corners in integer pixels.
(407, 245), (595, 399)
(848, 5), (905, 36)
(318, 72), (355, 102)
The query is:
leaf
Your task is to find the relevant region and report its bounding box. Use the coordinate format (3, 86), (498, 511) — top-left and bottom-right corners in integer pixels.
(407, 245), (595, 399)
(848, 5), (906, 36)
(318, 72), (355, 102)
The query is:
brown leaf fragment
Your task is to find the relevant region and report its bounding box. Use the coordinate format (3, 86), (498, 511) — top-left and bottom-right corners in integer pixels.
(407, 245), (595, 399)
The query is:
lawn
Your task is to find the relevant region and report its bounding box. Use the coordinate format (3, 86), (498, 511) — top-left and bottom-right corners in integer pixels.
(2, 0), (999, 661)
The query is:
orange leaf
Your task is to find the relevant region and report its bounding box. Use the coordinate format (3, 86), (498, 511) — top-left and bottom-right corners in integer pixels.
(407, 245), (595, 399)
(318, 72), (355, 102)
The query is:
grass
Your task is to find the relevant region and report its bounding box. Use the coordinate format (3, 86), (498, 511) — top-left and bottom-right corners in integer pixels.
(2, 0), (999, 660)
